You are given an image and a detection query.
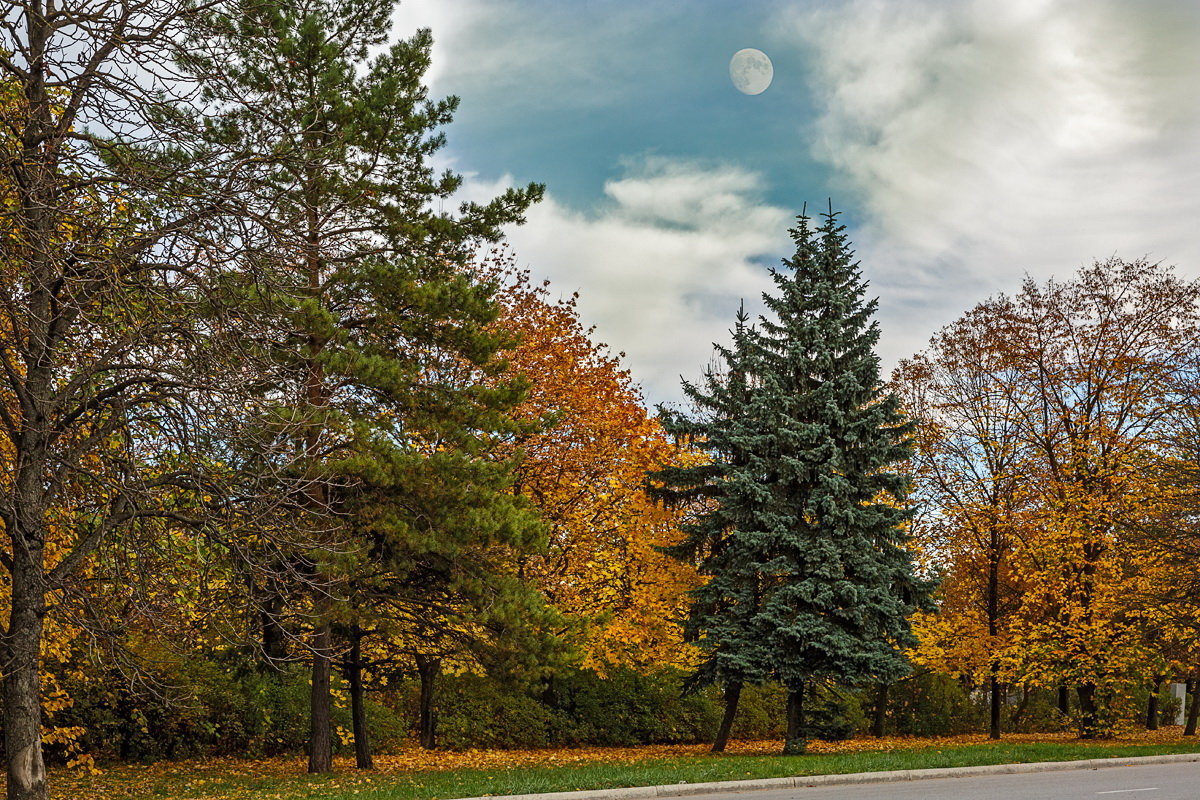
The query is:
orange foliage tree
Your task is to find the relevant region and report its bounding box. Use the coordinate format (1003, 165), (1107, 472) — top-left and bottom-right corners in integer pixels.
(479, 250), (701, 673)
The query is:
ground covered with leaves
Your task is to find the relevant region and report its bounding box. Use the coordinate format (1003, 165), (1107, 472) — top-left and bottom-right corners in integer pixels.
(50, 728), (1200, 800)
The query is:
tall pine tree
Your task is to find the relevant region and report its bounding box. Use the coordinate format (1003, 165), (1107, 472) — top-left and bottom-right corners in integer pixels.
(186, 0), (545, 772)
(657, 208), (929, 755)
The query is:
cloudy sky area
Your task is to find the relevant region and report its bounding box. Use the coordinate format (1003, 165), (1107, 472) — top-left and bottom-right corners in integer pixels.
(394, 0), (1200, 406)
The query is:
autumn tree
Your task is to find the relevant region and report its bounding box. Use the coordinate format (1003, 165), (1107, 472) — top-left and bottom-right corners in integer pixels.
(478, 252), (701, 676)
(185, 0), (543, 770)
(893, 311), (1029, 739)
(904, 259), (1200, 738)
(0, 5), (265, 797)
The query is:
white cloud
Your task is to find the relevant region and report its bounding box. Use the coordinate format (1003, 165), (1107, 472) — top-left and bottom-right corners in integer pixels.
(391, 0), (663, 110)
(474, 159), (791, 405)
(774, 0), (1200, 365)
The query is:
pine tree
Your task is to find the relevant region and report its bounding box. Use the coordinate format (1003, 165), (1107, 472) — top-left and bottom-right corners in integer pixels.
(185, 0), (544, 772)
(652, 305), (771, 753)
(748, 207), (929, 754)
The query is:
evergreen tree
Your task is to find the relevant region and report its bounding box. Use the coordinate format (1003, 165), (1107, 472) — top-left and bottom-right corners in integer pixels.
(656, 208), (929, 755)
(652, 305), (770, 753)
(749, 207), (929, 754)
(185, 0), (545, 772)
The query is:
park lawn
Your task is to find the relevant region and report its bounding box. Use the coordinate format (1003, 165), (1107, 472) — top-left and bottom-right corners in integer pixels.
(50, 729), (1200, 800)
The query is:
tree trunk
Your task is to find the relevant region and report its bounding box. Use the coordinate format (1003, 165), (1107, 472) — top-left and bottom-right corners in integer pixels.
(1185, 674), (1200, 737)
(1146, 675), (1163, 731)
(2, 543), (50, 800)
(416, 653), (441, 750)
(783, 682), (807, 755)
(1076, 683), (1099, 739)
(712, 681), (742, 753)
(987, 529), (1002, 741)
(347, 630), (373, 769)
(989, 675), (1002, 740)
(871, 683), (889, 738)
(308, 617), (334, 773)
(1057, 685), (1070, 716)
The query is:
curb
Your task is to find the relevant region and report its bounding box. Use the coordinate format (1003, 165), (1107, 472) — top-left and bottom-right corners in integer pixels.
(454, 752), (1200, 800)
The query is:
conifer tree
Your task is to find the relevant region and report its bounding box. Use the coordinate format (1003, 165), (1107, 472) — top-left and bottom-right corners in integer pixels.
(186, 0), (544, 772)
(748, 207), (928, 754)
(656, 208), (929, 755)
(652, 305), (770, 753)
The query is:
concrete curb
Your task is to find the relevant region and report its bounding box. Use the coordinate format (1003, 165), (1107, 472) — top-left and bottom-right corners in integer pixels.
(454, 752), (1200, 800)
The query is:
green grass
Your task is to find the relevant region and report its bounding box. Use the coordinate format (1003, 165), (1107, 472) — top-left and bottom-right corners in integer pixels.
(334, 741), (1200, 800)
(57, 739), (1200, 800)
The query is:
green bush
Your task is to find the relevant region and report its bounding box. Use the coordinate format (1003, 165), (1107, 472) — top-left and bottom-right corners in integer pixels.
(548, 668), (720, 746)
(54, 651), (408, 763)
(434, 674), (570, 750)
(877, 670), (983, 736)
(1004, 687), (1071, 734)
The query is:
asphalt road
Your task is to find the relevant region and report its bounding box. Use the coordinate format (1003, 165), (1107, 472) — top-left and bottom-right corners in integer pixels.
(674, 763), (1200, 800)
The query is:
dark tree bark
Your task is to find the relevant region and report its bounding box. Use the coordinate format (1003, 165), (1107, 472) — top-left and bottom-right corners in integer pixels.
(987, 533), (1002, 740)
(783, 682), (807, 755)
(1057, 685), (1070, 716)
(989, 676), (1003, 740)
(712, 681), (742, 753)
(1185, 674), (1200, 737)
(417, 653), (441, 750)
(347, 629), (374, 769)
(1147, 675), (1163, 731)
(261, 594), (289, 665)
(871, 683), (889, 738)
(308, 618), (334, 773)
(1077, 683), (1099, 739)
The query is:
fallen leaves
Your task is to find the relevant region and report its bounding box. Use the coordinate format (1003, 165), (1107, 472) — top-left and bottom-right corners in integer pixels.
(50, 727), (1200, 800)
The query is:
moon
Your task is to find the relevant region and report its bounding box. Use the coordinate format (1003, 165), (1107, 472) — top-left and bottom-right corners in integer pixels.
(730, 48), (773, 95)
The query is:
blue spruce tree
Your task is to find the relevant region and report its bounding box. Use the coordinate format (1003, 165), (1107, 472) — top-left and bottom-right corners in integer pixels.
(750, 206), (929, 754)
(653, 305), (771, 752)
(656, 207), (930, 755)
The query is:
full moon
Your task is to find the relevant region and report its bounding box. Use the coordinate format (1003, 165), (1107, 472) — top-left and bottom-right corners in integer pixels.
(730, 48), (773, 95)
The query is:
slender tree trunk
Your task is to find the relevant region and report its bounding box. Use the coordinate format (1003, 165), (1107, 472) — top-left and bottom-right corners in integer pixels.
(987, 529), (1002, 740)
(712, 681), (742, 753)
(1057, 685), (1070, 716)
(308, 610), (334, 773)
(1146, 675), (1163, 731)
(1076, 683), (1099, 739)
(783, 682), (807, 755)
(989, 676), (1003, 740)
(1185, 674), (1200, 737)
(871, 683), (889, 738)
(3, 526), (50, 800)
(416, 653), (441, 750)
(347, 629), (373, 769)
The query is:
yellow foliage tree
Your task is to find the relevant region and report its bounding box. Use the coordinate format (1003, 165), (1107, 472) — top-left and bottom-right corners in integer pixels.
(479, 250), (702, 673)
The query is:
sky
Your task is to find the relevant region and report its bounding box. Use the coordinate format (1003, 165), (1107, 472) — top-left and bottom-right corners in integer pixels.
(392, 0), (1200, 406)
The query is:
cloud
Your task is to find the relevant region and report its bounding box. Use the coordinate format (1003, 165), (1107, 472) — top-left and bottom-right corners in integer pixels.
(774, 0), (1200, 364)
(473, 159), (791, 405)
(391, 0), (667, 111)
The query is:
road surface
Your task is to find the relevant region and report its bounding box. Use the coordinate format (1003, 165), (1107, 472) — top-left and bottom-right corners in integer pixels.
(673, 762), (1200, 800)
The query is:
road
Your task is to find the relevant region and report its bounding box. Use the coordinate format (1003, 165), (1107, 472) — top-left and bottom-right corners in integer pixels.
(673, 763), (1200, 800)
